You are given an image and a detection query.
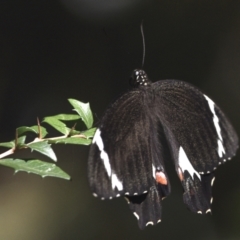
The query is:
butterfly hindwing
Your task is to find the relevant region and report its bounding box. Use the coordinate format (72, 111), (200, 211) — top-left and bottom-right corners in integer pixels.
(124, 118), (171, 229)
(182, 172), (214, 214)
(126, 184), (162, 229)
(161, 126), (214, 213)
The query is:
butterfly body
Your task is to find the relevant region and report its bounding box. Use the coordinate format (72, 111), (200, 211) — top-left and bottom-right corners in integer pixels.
(88, 69), (238, 229)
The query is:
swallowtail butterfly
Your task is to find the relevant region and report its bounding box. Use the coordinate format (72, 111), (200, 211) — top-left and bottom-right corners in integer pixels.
(88, 69), (238, 229)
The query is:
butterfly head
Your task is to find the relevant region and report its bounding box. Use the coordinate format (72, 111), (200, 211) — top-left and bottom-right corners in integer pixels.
(129, 69), (151, 87)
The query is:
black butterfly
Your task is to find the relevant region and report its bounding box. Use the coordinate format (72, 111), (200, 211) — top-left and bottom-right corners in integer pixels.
(88, 69), (238, 229)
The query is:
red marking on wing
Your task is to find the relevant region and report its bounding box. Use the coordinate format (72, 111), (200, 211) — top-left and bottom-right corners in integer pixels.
(178, 167), (184, 181)
(155, 171), (168, 185)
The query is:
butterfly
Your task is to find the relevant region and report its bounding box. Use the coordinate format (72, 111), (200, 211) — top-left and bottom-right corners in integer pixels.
(88, 69), (238, 229)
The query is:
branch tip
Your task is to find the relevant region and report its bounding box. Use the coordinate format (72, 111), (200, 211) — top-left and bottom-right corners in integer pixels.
(15, 129), (18, 146)
(37, 117), (42, 139)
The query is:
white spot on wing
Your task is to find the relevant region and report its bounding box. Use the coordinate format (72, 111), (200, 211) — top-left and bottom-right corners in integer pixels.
(211, 177), (215, 186)
(206, 209), (211, 214)
(111, 173), (123, 191)
(178, 146), (201, 180)
(157, 219), (161, 223)
(133, 212), (139, 220)
(152, 164), (156, 179)
(93, 129), (111, 177)
(92, 193), (98, 197)
(197, 211), (202, 214)
(146, 221), (154, 226)
(204, 95), (226, 157)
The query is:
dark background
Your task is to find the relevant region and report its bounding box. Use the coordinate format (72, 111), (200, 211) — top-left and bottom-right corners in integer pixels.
(0, 1), (240, 239)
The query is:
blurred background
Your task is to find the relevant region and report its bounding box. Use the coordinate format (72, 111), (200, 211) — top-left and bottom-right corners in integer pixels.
(0, 1), (240, 239)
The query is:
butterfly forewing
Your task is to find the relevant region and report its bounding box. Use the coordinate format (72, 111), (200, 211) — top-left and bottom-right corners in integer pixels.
(88, 89), (170, 200)
(214, 105), (238, 159)
(153, 80), (238, 173)
(152, 79), (237, 213)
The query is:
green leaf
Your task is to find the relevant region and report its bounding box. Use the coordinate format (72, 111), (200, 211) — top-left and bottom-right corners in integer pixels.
(0, 158), (70, 180)
(49, 137), (91, 145)
(27, 141), (57, 161)
(0, 141), (15, 149)
(43, 116), (69, 135)
(68, 129), (80, 136)
(51, 114), (81, 121)
(17, 126), (48, 138)
(0, 136), (28, 149)
(81, 128), (96, 139)
(43, 114), (80, 135)
(16, 136), (26, 148)
(68, 99), (93, 129)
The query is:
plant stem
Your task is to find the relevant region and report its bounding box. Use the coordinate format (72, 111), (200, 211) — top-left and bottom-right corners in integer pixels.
(0, 134), (87, 159)
(0, 148), (14, 159)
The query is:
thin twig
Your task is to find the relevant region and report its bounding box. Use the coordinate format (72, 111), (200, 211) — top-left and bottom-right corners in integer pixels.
(0, 148), (15, 159)
(15, 129), (18, 146)
(37, 117), (42, 139)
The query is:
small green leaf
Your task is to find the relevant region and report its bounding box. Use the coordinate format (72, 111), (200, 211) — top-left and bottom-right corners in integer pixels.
(17, 126), (48, 138)
(43, 115), (80, 135)
(43, 117), (69, 135)
(51, 114), (81, 121)
(68, 129), (80, 136)
(27, 141), (57, 161)
(82, 128), (96, 139)
(0, 158), (70, 180)
(16, 136), (26, 148)
(68, 99), (93, 129)
(0, 141), (15, 149)
(49, 137), (91, 145)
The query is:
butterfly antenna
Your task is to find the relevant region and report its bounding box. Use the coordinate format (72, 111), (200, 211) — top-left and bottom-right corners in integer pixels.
(141, 20), (145, 68)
